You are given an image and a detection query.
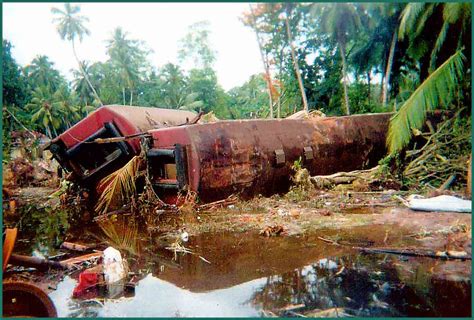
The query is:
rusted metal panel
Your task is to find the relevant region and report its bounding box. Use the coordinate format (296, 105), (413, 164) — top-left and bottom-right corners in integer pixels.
(48, 105), (195, 185)
(52, 105), (195, 151)
(148, 113), (392, 203)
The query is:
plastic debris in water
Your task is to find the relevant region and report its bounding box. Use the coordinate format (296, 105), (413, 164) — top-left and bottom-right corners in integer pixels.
(407, 195), (471, 213)
(103, 247), (126, 284)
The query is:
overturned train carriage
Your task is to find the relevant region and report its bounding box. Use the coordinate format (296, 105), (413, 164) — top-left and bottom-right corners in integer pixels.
(48, 105), (195, 185)
(146, 113), (392, 203)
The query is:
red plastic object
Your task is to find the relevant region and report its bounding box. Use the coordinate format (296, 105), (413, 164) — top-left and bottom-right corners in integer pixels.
(72, 269), (101, 299)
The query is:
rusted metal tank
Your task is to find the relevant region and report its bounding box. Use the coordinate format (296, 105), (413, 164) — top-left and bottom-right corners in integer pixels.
(146, 113), (392, 203)
(48, 105), (195, 185)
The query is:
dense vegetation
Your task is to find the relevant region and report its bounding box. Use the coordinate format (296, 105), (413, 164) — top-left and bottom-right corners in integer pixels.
(3, 3), (471, 159)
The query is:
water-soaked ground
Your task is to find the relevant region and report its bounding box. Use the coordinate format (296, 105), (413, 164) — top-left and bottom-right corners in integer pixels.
(4, 188), (472, 317)
(46, 225), (471, 317)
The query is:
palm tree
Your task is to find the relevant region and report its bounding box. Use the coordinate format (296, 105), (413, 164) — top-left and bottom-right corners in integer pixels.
(26, 86), (64, 138)
(387, 51), (465, 154)
(24, 55), (63, 91)
(53, 85), (82, 128)
(51, 3), (103, 106)
(177, 92), (204, 112)
(387, 3), (471, 153)
(72, 61), (94, 105)
(106, 27), (147, 106)
(284, 4), (308, 113)
(398, 3), (471, 79)
(316, 3), (361, 115)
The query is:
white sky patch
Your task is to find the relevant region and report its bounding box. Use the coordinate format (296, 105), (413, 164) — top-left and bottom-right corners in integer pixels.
(3, 3), (263, 91)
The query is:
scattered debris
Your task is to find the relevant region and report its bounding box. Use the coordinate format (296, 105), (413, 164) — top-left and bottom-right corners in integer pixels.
(60, 242), (91, 252)
(405, 195), (471, 213)
(103, 246), (127, 284)
(60, 252), (103, 268)
(9, 254), (68, 270)
(260, 225), (286, 237)
(73, 265), (103, 299)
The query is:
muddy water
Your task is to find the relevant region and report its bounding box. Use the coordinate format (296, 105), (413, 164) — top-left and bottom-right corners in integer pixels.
(48, 224), (471, 317)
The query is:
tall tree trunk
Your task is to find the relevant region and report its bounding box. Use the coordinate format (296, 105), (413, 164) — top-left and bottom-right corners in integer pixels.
(122, 87), (126, 106)
(249, 4), (274, 118)
(382, 29), (397, 108)
(72, 41), (103, 106)
(339, 40), (350, 115)
(130, 90), (133, 106)
(277, 51), (283, 118)
(367, 70), (371, 104)
(285, 16), (308, 113)
(46, 126), (52, 139)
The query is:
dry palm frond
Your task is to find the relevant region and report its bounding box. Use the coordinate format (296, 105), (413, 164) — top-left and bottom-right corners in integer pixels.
(95, 155), (143, 215)
(387, 50), (465, 154)
(177, 190), (198, 215)
(98, 219), (139, 256)
(402, 111), (470, 190)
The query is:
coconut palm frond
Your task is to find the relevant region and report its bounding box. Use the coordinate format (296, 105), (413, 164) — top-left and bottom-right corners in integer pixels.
(429, 20), (449, 72)
(98, 219), (139, 256)
(95, 155), (142, 215)
(398, 3), (425, 40)
(387, 51), (464, 154)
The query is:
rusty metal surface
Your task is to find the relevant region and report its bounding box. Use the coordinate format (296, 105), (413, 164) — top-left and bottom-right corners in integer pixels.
(53, 105), (195, 150)
(148, 113), (392, 203)
(2, 281), (58, 317)
(49, 105), (195, 185)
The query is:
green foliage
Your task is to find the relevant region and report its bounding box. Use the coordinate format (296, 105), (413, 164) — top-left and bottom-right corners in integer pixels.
(18, 204), (70, 248)
(188, 68), (220, 113)
(178, 20), (216, 69)
(2, 3), (471, 150)
(2, 40), (29, 107)
(228, 74), (268, 118)
(24, 55), (66, 92)
(51, 3), (90, 42)
(387, 51), (465, 154)
(106, 27), (151, 105)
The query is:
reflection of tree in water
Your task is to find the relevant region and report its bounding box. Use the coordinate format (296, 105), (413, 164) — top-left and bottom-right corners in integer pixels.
(250, 256), (379, 315)
(249, 255), (468, 317)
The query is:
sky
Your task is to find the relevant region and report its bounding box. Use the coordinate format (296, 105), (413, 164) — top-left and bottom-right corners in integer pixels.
(3, 2), (263, 91)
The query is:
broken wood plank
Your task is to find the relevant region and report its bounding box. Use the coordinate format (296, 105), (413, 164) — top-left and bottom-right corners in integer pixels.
(60, 242), (91, 252)
(60, 252), (103, 267)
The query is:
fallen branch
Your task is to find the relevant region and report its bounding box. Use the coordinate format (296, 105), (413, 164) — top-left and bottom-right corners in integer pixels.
(93, 205), (131, 222)
(355, 246), (471, 260)
(198, 194), (238, 210)
(92, 132), (150, 144)
(317, 236), (341, 246)
(310, 166), (380, 188)
(316, 238), (471, 260)
(178, 111), (204, 126)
